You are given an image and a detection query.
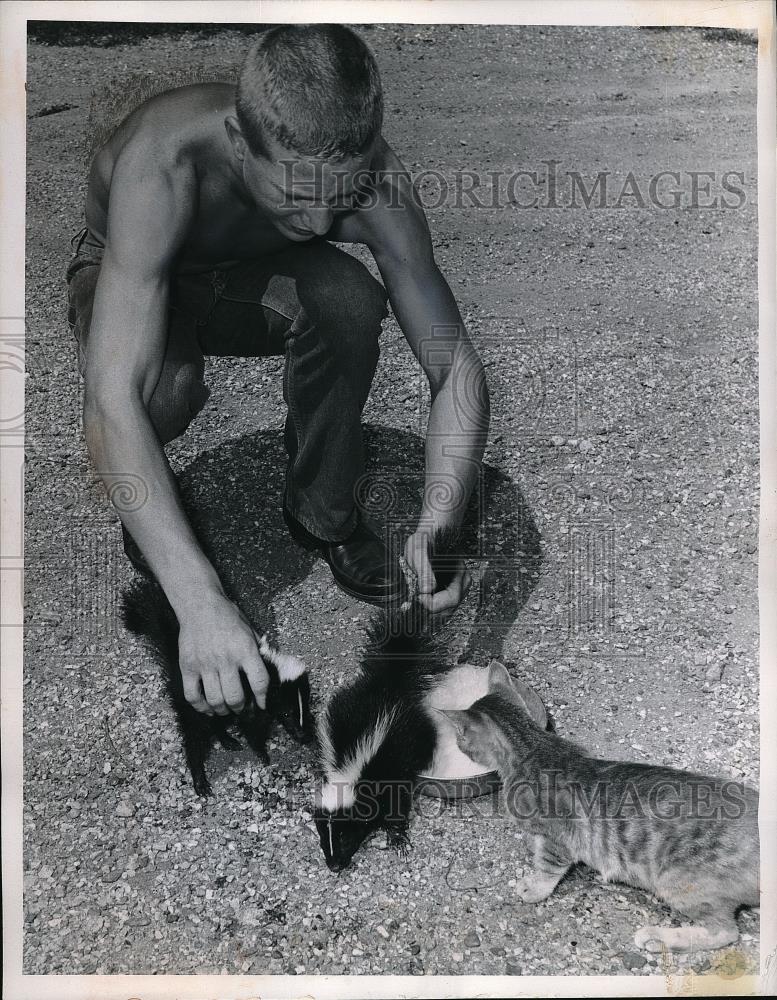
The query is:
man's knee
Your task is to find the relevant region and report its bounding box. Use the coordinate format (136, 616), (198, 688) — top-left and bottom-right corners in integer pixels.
(299, 252), (388, 348)
(342, 261), (388, 339)
(148, 362), (210, 445)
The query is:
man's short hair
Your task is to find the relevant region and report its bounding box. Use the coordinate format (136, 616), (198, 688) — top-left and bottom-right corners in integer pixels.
(236, 24), (383, 160)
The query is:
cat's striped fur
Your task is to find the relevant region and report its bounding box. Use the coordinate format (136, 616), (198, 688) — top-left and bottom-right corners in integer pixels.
(441, 662), (759, 954)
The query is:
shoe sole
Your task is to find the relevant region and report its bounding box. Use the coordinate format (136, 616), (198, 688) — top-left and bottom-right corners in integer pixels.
(326, 566), (402, 607)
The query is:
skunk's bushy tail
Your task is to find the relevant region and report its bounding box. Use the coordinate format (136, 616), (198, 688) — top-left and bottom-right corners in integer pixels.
(360, 522), (461, 676)
(360, 603), (441, 672)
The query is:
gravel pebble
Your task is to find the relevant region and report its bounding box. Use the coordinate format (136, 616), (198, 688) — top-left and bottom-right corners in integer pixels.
(620, 950), (648, 970)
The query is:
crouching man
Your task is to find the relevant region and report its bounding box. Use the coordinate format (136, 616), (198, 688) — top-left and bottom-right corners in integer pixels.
(67, 24), (490, 718)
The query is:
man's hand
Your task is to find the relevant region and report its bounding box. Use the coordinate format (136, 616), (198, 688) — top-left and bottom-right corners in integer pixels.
(177, 594), (269, 715)
(403, 530), (472, 613)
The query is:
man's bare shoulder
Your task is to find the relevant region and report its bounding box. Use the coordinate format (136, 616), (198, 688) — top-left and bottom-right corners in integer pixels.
(331, 136), (433, 265)
(354, 135), (413, 203)
(87, 83), (235, 236)
(99, 82), (234, 164)
(322, 134), (407, 239)
(371, 136), (412, 183)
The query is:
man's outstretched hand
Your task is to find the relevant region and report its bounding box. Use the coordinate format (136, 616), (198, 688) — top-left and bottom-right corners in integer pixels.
(177, 594), (269, 715)
(403, 530), (472, 613)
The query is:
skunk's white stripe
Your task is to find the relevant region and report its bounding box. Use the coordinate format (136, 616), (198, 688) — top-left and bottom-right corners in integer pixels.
(318, 706), (399, 814)
(258, 634), (307, 682)
(321, 781), (355, 812)
(298, 689), (304, 729)
(317, 706), (338, 776)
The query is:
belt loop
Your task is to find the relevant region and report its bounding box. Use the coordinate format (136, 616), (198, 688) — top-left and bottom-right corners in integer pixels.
(212, 270), (229, 301)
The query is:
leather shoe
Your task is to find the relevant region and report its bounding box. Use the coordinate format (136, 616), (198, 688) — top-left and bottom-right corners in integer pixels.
(282, 504), (402, 605)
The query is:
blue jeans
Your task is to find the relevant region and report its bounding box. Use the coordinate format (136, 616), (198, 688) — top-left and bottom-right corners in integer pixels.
(66, 229), (388, 542)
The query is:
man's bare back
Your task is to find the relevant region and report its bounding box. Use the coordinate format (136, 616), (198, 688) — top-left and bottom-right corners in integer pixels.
(86, 82), (406, 272)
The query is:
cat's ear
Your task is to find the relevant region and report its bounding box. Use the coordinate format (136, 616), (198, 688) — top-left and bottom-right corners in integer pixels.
(437, 708), (472, 737)
(487, 660), (547, 729)
(512, 678), (548, 729)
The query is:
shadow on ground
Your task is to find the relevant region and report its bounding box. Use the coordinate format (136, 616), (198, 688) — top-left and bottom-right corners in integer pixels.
(174, 421), (542, 662)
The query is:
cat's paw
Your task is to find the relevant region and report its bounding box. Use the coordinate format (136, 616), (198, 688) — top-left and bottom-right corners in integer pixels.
(515, 875), (556, 904)
(635, 923), (738, 954)
(635, 925), (699, 954)
(634, 925), (667, 953)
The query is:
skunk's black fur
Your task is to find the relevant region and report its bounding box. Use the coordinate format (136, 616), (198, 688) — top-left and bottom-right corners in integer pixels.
(122, 577), (314, 797)
(314, 526), (460, 871)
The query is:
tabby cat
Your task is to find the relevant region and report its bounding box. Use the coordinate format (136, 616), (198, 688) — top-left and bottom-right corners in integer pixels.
(441, 662), (759, 953)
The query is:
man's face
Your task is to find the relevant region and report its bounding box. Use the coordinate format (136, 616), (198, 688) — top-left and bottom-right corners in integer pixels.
(237, 131), (375, 241)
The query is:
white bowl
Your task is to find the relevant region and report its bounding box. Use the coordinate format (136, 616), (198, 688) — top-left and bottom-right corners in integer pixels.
(417, 663), (501, 800)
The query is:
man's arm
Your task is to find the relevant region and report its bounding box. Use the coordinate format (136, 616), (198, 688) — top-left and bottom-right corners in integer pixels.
(84, 145), (268, 713)
(351, 151), (491, 609)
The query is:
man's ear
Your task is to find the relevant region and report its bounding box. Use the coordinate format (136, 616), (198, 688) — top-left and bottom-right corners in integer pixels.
(225, 116), (248, 161)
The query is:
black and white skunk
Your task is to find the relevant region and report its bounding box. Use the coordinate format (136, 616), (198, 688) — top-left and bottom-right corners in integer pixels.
(314, 527), (461, 871)
(122, 578), (315, 797)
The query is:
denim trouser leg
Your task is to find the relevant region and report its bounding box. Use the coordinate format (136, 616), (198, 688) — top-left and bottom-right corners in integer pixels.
(198, 242), (388, 542)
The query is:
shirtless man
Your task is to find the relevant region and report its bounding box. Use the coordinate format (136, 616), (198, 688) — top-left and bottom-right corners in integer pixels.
(67, 25), (490, 719)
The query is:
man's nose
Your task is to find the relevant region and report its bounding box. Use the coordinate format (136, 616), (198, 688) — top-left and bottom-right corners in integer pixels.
(303, 206), (334, 235)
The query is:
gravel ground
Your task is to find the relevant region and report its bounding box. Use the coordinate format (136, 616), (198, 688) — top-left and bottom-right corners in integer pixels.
(23, 24), (759, 980)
